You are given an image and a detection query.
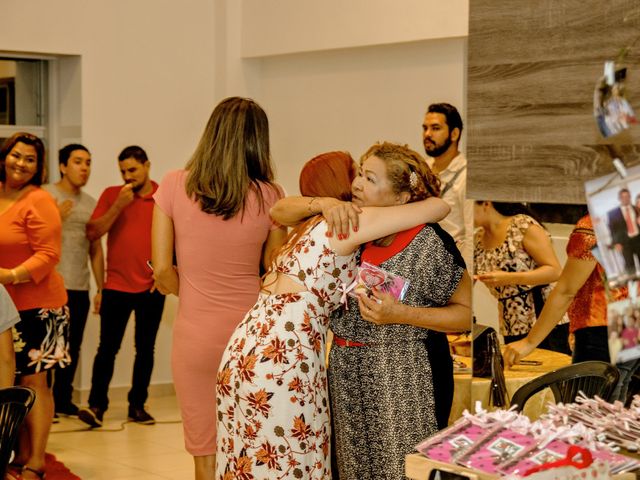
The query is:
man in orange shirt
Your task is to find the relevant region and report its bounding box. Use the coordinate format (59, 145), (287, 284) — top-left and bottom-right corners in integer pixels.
(78, 146), (165, 428)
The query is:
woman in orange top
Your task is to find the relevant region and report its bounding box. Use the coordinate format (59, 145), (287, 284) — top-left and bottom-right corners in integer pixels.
(0, 132), (69, 480)
(504, 214), (626, 366)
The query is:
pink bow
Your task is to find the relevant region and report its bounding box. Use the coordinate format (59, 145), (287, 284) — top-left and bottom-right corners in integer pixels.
(339, 280), (357, 309)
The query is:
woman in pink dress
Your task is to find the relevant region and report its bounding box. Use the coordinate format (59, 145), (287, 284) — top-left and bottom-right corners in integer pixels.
(152, 97), (287, 480)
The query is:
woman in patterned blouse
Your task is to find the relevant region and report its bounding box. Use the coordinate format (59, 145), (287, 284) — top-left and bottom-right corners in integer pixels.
(474, 201), (569, 354)
(504, 215), (639, 403)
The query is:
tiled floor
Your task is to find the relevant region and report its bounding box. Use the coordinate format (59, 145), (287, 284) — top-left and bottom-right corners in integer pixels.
(48, 395), (194, 479)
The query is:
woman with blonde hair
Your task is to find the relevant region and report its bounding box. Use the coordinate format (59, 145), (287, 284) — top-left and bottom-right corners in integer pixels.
(216, 149), (451, 479)
(270, 142), (472, 479)
(152, 97), (287, 480)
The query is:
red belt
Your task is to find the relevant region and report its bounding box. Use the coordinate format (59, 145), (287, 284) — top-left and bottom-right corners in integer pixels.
(332, 335), (368, 347)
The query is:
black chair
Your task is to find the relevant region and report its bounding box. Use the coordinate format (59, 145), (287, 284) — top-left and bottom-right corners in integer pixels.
(0, 387), (36, 478)
(510, 361), (619, 412)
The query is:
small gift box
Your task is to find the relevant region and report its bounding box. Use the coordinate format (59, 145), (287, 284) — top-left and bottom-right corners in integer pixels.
(349, 261), (409, 301)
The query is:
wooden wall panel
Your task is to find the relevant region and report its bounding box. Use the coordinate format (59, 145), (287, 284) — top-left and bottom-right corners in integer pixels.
(467, 0), (640, 204)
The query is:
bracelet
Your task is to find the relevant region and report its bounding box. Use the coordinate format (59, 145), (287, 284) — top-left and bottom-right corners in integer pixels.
(9, 268), (18, 284)
(308, 197), (317, 215)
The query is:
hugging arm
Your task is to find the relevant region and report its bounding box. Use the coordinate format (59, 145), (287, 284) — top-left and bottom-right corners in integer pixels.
(270, 196), (362, 237)
(330, 197), (450, 255)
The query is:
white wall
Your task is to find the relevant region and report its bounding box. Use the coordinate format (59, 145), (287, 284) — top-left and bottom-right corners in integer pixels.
(236, 0), (468, 195)
(0, 0), (217, 392)
(0, 0), (470, 394)
(256, 38), (466, 195)
(242, 0), (468, 58)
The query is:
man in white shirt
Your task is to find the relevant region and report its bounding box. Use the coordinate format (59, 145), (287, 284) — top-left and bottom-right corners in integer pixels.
(423, 103), (474, 269)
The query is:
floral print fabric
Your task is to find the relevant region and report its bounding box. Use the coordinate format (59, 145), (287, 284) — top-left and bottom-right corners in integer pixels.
(13, 306), (70, 375)
(474, 214), (566, 336)
(215, 221), (355, 480)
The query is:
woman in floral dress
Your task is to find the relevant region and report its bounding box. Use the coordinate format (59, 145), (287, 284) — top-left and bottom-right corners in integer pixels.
(215, 151), (450, 480)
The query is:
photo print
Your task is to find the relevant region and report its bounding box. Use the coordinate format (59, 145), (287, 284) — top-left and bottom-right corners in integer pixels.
(607, 296), (640, 364)
(585, 165), (640, 287)
(594, 61), (637, 138)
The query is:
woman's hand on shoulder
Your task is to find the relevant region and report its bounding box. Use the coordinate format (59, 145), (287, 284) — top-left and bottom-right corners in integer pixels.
(320, 198), (362, 239)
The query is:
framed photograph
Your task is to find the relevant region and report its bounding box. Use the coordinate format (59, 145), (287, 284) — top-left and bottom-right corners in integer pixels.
(607, 297), (640, 364)
(585, 165), (640, 287)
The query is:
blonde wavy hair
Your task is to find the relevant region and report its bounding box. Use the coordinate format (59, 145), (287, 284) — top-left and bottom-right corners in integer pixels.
(360, 141), (440, 201)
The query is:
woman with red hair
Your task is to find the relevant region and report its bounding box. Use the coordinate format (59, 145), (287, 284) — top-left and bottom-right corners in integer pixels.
(215, 151), (449, 479)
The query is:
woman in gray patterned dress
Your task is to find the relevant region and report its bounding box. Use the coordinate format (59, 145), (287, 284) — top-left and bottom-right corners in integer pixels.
(271, 142), (472, 480)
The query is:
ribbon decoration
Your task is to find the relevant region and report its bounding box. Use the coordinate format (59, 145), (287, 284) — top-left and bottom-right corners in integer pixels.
(523, 445), (593, 477)
(338, 280), (358, 309)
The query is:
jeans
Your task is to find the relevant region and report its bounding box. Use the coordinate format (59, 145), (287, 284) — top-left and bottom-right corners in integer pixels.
(53, 290), (90, 408)
(88, 289), (165, 411)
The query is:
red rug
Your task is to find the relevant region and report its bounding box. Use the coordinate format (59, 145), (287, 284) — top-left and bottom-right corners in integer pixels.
(44, 453), (81, 480)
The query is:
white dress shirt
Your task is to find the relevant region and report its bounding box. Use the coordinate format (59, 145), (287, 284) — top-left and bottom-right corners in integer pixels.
(427, 152), (474, 270)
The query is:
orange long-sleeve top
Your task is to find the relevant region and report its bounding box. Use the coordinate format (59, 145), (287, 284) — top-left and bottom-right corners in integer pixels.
(0, 186), (67, 310)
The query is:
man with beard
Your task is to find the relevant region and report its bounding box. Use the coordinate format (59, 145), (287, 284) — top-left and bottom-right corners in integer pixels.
(423, 103), (473, 268)
(78, 146), (165, 428)
(43, 144), (104, 418)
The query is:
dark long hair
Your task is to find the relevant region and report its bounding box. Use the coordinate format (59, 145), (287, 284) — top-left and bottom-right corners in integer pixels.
(0, 132), (47, 187)
(491, 202), (543, 224)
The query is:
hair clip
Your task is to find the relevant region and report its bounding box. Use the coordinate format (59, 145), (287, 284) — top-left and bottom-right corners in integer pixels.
(409, 171), (418, 190)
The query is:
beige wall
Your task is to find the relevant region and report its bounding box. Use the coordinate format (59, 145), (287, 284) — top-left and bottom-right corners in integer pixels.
(242, 0), (468, 58)
(0, 0), (217, 391)
(0, 0), (470, 392)
(257, 38), (466, 195)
